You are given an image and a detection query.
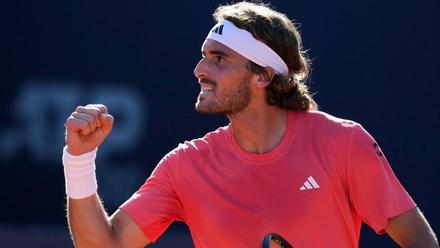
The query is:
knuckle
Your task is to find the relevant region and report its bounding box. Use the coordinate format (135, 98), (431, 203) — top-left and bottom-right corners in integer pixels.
(90, 108), (100, 117)
(96, 104), (108, 113)
(75, 106), (85, 112)
(88, 104), (104, 110)
(71, 112), (81, 119)
(82, 106), (101, 116)
(74, 112), (95, 121)
(85, 113), (95, 121)
(66, 116), (77, 125)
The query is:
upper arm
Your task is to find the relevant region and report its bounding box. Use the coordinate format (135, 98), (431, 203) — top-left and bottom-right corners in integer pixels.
(385, 207), (439, 247)
(109, 209), (151, 248)
(346, 125), (416, 232)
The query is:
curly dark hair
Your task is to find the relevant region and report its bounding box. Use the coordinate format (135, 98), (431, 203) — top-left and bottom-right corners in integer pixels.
(213, 1), (317, 111)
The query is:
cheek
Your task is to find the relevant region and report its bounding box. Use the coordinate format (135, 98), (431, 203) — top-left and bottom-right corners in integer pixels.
(211, 62), (252, 87)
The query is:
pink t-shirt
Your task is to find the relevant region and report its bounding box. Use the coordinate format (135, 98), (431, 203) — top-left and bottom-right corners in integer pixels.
(120, 110), (416, 247)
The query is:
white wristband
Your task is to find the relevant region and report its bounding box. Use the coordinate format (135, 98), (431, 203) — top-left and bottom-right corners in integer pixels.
(62, 146), (98, 199)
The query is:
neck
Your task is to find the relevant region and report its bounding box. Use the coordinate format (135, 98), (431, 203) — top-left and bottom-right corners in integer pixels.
(228, 106), (288, 154)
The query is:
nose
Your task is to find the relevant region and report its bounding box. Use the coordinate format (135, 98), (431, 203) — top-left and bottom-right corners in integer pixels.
(194, 57), (208, 79)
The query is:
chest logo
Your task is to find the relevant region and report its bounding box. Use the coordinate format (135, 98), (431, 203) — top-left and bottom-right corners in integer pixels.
(299, 176), (320, 191)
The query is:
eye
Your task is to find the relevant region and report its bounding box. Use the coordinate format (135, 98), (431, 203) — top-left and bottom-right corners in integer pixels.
(215, 55), (224, 63)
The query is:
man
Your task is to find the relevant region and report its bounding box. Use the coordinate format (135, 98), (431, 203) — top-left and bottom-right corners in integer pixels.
(63, 1), (438, 247)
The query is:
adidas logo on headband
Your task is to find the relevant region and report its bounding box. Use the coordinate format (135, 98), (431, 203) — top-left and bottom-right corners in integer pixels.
(212, 24), (224, 35)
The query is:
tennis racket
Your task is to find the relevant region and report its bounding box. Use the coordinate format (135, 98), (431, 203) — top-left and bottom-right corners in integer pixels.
(262, 233), (293, 248)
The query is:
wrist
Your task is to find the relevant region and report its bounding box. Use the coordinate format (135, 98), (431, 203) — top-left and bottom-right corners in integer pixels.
(66, 145), (95, 156)
(62, 146), (98, 199)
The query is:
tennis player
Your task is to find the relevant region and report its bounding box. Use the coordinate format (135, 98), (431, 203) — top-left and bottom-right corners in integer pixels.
(63, 1), (438, 247)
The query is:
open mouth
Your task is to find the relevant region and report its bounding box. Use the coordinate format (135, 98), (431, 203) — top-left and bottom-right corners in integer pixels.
(199, 83), (215, 94)
(201, 86), (214, 93)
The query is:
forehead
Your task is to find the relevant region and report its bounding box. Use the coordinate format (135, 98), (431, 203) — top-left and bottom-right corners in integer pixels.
(201, 39), (247, 60)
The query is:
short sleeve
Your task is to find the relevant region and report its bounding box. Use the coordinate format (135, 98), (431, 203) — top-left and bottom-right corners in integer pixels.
(120, 148), (184, 242)
(347, 125), (416, 234)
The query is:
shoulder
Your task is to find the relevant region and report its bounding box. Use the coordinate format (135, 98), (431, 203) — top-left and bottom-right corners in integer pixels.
(181, 125), (229, 150)
(300, 110), (384, 161)
(295, 110), (375, 155)
(297, 110), (364, 139)
(170, 125), (230, 158)
(299, 110), (360, 129)
(155, 125), (230, 176)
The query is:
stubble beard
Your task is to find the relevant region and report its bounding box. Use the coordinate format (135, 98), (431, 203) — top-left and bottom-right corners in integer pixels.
(195, 78), (251, 115)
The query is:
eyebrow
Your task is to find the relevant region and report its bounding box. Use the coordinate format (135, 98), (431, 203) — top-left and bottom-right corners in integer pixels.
(202, 49), (230, 57)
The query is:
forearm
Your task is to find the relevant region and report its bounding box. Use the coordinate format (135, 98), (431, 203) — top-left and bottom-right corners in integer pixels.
(63, 144), (116, 246)
(403, 232), (439, 248)
(67, 194), (116, 247)
(63, 105), (147, 247)
(386, 208), (439, 248)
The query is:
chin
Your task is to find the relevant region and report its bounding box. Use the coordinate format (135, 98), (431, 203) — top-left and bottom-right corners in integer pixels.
(195, 106), (218, 114)
(195, 102), (223, 115)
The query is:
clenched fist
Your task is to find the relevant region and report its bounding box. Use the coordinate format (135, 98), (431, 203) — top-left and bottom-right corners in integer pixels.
(65, 104), (114, 155)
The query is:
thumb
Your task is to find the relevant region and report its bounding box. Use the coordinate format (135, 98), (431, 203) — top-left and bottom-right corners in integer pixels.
(99, 113), (114, 135)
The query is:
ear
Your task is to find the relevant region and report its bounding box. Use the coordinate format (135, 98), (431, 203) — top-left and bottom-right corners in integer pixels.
(255, 67), (275, 88)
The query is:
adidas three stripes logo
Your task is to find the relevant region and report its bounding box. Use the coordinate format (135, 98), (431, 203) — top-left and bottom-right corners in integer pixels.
(212, 24), (224, 35)
(299, 176), (320, 191)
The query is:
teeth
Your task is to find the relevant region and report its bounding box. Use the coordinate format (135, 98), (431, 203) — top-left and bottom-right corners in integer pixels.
(202, 87), (213, 92)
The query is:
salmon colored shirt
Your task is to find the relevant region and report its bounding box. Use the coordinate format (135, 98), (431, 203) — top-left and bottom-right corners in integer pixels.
(120, 110), (416, 247)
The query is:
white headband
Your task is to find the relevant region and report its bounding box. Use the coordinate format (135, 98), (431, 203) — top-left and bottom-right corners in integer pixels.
(204, 19), (289, 76)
